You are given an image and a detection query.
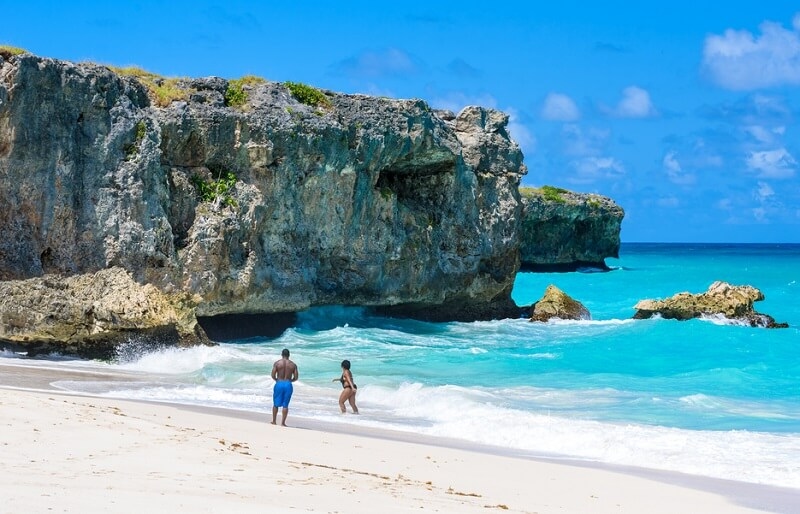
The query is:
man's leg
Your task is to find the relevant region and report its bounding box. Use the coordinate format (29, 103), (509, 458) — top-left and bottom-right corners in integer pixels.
(271, 406), (278, 425)
(281, 407), (288, 426)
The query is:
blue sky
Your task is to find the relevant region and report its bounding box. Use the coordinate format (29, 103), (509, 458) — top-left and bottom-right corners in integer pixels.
(4, 1), (800, 242)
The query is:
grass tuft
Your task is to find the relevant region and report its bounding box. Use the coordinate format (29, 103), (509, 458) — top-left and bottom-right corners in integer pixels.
(225, 75), (266, 108)
(191, 170), (238, 210)
(284, 81), (332, 109)
(124, 120), (148, 161)
(108, 66), (193, 107)
(520, 185), (569, 203)
(540, 185), (569, 203)
(0, 45), (28, 59)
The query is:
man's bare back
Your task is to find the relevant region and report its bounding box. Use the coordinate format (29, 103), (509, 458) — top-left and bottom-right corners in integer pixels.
(272, 358), (298, 381)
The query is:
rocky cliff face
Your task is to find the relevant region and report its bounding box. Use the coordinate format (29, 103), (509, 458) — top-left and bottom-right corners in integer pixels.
(0, 54), (526, 327)
(518, 187), (623, 270)
(0, 268), (205, 358)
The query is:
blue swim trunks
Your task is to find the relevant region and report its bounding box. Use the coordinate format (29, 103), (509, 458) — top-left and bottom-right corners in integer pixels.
(273, 380), (293, 408)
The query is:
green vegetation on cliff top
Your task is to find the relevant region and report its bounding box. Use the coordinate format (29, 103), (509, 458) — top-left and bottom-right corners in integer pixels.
(108, 66), (192, 107)
(11, 51), (332, 113)
(521, 186), (610, 210)
(0, 45), (27, 58)
(587, 198), (602, 209)
(284, 81), (332, 109)
(225, 75), (266, 108)
(520, 185), (569, 203)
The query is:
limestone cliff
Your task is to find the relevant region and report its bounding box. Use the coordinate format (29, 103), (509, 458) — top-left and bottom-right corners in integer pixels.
(518, 186), (623, 271)
(0, 53), (526, 335)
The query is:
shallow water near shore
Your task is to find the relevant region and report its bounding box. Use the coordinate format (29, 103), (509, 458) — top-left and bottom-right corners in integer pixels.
(3, 243), (800, 489)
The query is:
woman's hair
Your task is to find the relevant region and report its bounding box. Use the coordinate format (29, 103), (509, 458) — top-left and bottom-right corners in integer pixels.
(341, 359), (351, 370)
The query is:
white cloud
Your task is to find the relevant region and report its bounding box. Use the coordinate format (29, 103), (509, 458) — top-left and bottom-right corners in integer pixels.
(611, 86), (658, 118)
(541, 93), (580, 121)
(506, 108), (537, 154)
(596, 86), (658, 118)
(702, 15), (800, 90)
(569, 156), (625, 184)
(752, 207), (768, 222)
(508, 121), (536, 153)
(663, 152), (681, 173)
(744, 125), (775, 144)
(752, 94), (792, 118)
(746, 148), (797, 178)
(752, 182), (776, 224)
(691, 138), (725, 168)
(561, 124), (610, 156)
(755, 181), (775, 201)
(663, 151), (696, 185)
(743, 124), (787, 145)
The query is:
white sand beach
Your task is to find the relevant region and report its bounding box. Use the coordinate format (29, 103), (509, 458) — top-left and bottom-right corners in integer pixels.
(0, 362), (795, 513)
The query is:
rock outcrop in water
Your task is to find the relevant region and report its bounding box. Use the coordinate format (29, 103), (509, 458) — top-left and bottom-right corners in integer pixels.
(0, 51), (526, 356)
(633, 281), (788, 328)
(519, 187), (623, 271)
(530, 284), (590, 322)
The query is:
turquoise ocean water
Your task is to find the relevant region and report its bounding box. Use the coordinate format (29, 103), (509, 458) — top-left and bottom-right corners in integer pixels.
(4, 243), (799, 488)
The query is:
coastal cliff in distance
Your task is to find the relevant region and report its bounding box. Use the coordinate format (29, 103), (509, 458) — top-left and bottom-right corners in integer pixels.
(519, 186), (624, 271)
(0, 51), (526, 344)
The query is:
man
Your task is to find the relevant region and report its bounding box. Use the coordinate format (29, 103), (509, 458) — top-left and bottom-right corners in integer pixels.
(271, 348), (298, 426)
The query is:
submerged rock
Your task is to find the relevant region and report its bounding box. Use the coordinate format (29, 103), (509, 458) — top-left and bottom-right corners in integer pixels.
(633, 281), (788, 328)
(518, 187), (623, 271)
(0, 268), (208, 359)
(530, 284), (590, 322)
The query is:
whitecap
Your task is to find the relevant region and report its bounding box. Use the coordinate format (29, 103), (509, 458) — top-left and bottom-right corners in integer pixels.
(698, 313), (749, 326)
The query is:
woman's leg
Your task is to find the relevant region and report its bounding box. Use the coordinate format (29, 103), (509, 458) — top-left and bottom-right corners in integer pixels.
(347, 390), (358, 414)
(338, 389), (349, 413)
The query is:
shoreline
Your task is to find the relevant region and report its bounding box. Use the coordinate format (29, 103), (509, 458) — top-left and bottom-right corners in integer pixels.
(1, 361), (797, 513)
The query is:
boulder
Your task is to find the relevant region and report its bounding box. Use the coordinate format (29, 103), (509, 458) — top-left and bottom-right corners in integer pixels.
(633, 281), (788, 328)
(530, 284), (590, 322)
(0, 268), (208, 359)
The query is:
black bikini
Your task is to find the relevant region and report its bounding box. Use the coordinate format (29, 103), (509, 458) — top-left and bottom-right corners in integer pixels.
(340, 373), (356, 390)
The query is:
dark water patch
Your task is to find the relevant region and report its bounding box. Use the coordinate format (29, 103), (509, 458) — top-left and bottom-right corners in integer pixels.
(519, 260), (611, 273)
(198, 312), (297, 341)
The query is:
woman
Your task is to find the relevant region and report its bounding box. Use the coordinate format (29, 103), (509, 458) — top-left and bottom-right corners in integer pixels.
(332, 359), (359, 414)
